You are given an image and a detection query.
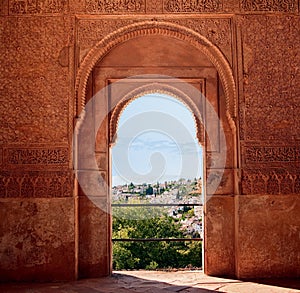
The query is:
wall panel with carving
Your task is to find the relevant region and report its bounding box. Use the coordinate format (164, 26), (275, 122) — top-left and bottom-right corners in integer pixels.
(0, 0), (8, 15)
(70, 0), (146, 14)
(6, 0), (299, 15)
(241, 0), (298, 13)
(0, 16), (75, 198)
(163, 0), (224, 13)
(146, 0), (163, 13)
(240, 15), (300, 143)
(238, 15), (299, 196)
(71, 0), (300, 14)
(0, 16), (74, 145)
(243, 146), (300, 165)
(242, 168), (300, 195)
(0, 171), (73, 198)
(71, 0), (228, 14)
(3, 147), (69, 169)
(8, 0), (69, 15)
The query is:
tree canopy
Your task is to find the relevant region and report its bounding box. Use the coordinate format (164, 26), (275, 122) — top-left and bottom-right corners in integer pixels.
(112, 207), (202, 270)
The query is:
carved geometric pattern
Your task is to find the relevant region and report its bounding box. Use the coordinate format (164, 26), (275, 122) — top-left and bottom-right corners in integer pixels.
(0, 1), (8, 15)
(245, 146), (300, 163)
(242, 169), (300, 195)
(169, 18), (232, 64)
(146, 0), (163, 12)
(0, 171), (73, 198)
(241, 0), (298, 12)
(222, 0), (240, 12)
(241, 15), (300, 141)
(164, 0), (223, 12)
(5, 148), (69, 165)
(85, 0), (145, 13)
(9, 0), (68, 14)
(0, 17), (72, 144)
(77, 19), (136, 53)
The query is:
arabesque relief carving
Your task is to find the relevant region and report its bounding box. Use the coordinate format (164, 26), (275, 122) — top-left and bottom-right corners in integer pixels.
(7, 0), (300, 14)
(146, 0), (163, 12)
(241, 0), (298, 12)
(0, 171), (73, 198)
(163, 0), (223, 12)
(242, 169), (300, 195)
(6, 148), (69, 165)
(169, 18), (232, 64)
(85, 0), (145, 13)
(0, 17), (73, 144)
(9, 0), (68, 14)
(240, 15), (300, 141)
(245, 146), (300, 163)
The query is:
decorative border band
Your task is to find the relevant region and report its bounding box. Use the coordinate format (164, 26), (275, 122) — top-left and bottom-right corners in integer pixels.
(241, 0), (298, 12)
(242, 168), (300, 195)
(9, 0), (69, 15)
(0, 171), (73, 198)
(4, 147), (69, 165)
(163, 0), (223, 13)
(245, 146), (300, 163)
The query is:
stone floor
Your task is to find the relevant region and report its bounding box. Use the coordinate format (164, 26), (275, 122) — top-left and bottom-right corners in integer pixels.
(0, 271), (299, 293)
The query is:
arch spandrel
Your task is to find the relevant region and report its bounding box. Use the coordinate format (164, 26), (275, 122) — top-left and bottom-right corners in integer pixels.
(75, 21), (237, 124)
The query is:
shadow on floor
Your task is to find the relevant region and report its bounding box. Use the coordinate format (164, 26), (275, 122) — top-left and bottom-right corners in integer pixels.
(0, 273), (230, 293)
(248, 278), (300, 290)
(0, 272), (299, 292)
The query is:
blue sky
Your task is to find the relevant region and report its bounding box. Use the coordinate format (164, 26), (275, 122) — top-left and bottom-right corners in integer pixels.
(112, 93), (203, 186)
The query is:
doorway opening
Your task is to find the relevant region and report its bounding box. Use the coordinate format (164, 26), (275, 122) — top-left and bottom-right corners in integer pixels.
(111, 93), (204, 271)
(76, 21), (237, 278)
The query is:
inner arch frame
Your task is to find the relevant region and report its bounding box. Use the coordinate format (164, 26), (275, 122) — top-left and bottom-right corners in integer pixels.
(109, 82), (205, 147)
(75, 20), (237, 127)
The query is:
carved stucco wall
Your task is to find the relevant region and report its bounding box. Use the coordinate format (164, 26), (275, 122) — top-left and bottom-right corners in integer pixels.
(1, 0), (299, 14)
(240, 15), (300, 195)
(237, 14), (300, 278)
(0, 11), (76, 281)
(0, 16), (74, 199)
(0, 0), (299, 281)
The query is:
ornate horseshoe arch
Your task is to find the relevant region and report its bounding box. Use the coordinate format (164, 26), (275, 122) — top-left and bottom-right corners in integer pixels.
(75, 20), (239, 278)
(75, 20), (237, 124)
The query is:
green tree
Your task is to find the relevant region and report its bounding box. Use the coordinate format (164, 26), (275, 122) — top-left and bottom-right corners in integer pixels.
(112, 207), (202, 270)
(146, 184), (153, 195)
(128, 182), (135, 191)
